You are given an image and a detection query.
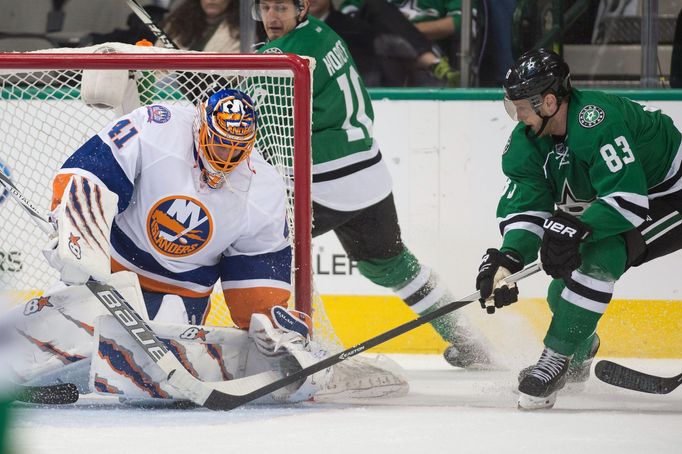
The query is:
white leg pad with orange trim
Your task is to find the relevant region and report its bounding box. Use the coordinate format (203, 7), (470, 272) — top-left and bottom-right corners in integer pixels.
(7, 271), (146, 387)
(90, 311), (329, 405)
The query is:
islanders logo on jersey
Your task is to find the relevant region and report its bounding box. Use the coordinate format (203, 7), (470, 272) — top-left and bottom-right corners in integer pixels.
(146, 105), (171, 124)
(147, 196), (213, 257)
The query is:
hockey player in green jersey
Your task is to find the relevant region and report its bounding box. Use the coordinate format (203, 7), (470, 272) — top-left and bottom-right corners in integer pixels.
(254, 0), (490, 367)
(477, 48), (682, 410)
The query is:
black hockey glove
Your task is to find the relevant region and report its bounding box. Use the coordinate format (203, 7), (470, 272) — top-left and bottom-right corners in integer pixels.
(476, 248), (524, 314)
(540, 210), (591, 279)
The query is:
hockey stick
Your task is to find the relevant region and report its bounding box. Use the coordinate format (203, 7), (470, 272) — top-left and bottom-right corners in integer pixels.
(0, 171), (542, 410)
(191, 262), (543, 410)
(124, 0), (179, 49)
(595, 360), (682, 394)
(15, 383), (79, 405)
(0, 171), (278, 410)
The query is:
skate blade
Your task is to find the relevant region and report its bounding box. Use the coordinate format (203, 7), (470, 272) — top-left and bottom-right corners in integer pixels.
(517, 391), (557, 410)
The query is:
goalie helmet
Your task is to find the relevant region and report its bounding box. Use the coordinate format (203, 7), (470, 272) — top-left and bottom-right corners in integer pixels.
(194, 89), (257, 189)
(503, 48), (571, 119)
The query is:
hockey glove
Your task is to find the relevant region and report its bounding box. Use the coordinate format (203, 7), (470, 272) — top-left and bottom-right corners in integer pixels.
(540, 210), (591, 279)
(476, 248), (524, 314)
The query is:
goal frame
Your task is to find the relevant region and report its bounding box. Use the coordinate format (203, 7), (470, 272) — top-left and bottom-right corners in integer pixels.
(0, 52), (313, 315)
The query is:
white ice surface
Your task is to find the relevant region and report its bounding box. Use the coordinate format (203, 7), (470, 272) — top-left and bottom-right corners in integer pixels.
(8, 355), (682, 454)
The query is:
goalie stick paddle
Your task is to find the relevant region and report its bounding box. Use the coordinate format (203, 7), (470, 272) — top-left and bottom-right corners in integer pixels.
(15, 383), (79, 405)
(595, 360), (682, 394)
(125, 0), (179, 49)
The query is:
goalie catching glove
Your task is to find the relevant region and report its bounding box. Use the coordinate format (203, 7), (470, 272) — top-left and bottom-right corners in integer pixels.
(540, 210), (591, 279)
(43, 175), (118, 285)
(476, 248), (523, 314)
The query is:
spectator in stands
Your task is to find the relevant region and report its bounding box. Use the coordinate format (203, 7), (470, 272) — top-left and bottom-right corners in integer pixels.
(163, 0), (240, 52)
(308, 0), (459, 86)
(91, 4), (168, 45)
(341, 0), (476, 70)
(477, 0), (515, 87)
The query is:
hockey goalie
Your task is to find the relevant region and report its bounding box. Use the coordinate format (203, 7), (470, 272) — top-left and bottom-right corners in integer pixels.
(5, 87), (406, 406)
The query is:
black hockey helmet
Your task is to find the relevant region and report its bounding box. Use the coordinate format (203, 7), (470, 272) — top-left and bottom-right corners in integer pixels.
(504, 48), (571, 109)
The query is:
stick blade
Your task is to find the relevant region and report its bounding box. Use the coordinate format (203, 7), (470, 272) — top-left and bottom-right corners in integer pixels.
(15, 383), (79, 405)
(595, 360), (679, 394)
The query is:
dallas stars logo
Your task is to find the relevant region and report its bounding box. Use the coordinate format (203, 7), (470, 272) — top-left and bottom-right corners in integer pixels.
(557, 181), (594, 216)
(579, 105), (605, 128)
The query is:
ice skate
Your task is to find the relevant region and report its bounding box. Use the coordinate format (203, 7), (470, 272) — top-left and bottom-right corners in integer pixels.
(517, 334), (600, 392)
(517, 347), (570, 410)
(442, 319), (493, 369)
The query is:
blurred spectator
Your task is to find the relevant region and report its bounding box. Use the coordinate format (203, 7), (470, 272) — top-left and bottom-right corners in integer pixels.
(91, 5), (168, 45)
(309, 0), (459, 86)
(163, 0), (240, 52)
(341, 0), (476, 65)
(477, 0), (515, 87)
(672, 7), (682, 88)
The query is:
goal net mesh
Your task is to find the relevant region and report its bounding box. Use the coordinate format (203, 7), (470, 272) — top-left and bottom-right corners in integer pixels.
(0, 43), (341, 348)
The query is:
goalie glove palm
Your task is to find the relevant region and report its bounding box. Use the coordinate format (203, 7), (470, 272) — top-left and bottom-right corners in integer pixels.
(541, 210), (591, 279)
(476, 248), (523, 314)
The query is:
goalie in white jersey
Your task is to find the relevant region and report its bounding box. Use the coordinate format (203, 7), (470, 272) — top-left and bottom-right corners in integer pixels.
(49, 88), (293, 328)
(5, 89), (349, 404)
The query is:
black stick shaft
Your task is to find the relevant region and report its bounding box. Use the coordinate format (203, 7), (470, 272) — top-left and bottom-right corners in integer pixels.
(204, 263), (541, 410)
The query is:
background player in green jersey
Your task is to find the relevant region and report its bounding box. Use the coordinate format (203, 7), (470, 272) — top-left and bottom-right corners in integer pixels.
(254, 0), (489, 367)
(477, 48), (682, 410)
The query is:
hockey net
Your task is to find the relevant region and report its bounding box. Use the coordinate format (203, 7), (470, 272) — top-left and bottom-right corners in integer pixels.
(0, 43), (341, 348)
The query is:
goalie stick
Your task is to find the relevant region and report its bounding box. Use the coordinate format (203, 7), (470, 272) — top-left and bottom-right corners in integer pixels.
(0, 170), (542, 410)
(15, 383), (79, 405)
(595, 360), (682, 394)
(124, 0), (179, 49)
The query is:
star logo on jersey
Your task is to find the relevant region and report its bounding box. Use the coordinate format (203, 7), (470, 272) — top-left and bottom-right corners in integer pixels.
(147, 196), (213, 257)
(68, 233), (82, 260)
(23, 296), (54, 316)
(557, 181), (595, 217)
(578, 105), (605, 128)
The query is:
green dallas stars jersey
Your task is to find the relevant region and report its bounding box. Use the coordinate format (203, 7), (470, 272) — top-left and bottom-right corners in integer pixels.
(257, 16), (392, 211)
(258, 16), (374, 164)
(498, 88), (682, 265)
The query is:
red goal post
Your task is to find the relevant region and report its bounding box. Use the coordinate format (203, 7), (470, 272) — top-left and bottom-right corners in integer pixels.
(0, 47), (314, 319)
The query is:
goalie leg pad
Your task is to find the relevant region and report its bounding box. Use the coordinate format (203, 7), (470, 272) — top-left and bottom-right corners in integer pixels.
(315, 354), (410, 401)
(89, 309), (330, 405)
(91, 317), (249, 400)
(7, 271), (147, 385)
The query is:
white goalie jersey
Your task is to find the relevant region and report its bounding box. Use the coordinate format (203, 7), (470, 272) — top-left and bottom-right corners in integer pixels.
(51, 104), (292, 327)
